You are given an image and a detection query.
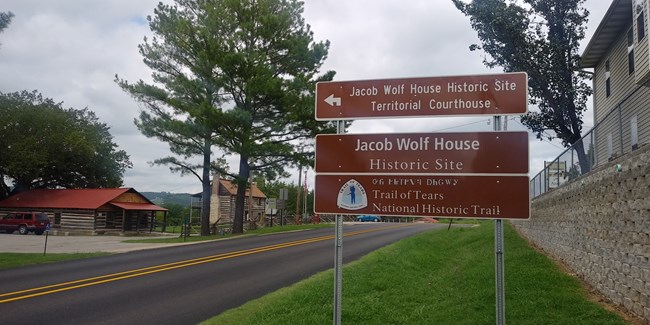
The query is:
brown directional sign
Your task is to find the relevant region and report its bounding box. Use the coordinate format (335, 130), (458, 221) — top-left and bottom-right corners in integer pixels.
(314, 175), (530, 219)
(315, 131), (528, 174)
(315, 72), (527, 120)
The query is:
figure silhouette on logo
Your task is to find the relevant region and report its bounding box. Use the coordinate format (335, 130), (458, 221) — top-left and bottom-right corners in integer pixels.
(337, 179), (367, 210)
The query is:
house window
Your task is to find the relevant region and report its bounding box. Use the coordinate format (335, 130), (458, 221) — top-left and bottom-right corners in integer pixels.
(637, 0), (646, 41)
(607, 133), (613, 159)
(628, 29), (635, 74)
(605, 60), (611, 97)
(631, 115), (639, 150)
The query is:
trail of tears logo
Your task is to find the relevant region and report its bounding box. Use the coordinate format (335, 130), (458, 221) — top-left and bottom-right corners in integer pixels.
(337, 179), (368, 210)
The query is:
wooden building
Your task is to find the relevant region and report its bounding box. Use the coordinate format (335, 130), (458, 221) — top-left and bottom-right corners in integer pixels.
(581, 0), (650, 163)
(0, 188), (167, 234)
(192, 178), (267, 226)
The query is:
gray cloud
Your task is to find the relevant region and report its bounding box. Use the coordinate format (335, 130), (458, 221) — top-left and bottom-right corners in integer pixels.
(0, 0), (610, 193)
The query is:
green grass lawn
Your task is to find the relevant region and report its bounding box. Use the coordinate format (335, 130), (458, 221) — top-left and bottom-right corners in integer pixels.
(0, 252), (110, 270)
(203, 222), (630, 325)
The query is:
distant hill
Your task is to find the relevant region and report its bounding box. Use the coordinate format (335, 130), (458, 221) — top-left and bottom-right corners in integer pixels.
(141, 192), (193, 207)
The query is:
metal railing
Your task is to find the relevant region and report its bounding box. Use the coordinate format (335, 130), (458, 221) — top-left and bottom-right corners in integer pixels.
(530, 87), (646, 198)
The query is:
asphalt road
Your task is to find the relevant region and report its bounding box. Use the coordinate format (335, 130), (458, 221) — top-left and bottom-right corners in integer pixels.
(0, 223), (443, 324)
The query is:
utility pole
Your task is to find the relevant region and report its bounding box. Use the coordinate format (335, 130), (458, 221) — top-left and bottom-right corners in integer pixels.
(248, 171), (255, 230)
(303, 170), (308, 219)
(295, 165), (303, 224)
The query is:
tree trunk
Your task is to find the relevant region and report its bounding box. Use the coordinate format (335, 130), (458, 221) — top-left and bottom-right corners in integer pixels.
(232, 155), (250, 234)
(567, 108), (591, 175)
(9, 179), (31, 196)
(573, 138), (591, 175)
(200, 139), (212, 236)
(0, 174), (9, 200)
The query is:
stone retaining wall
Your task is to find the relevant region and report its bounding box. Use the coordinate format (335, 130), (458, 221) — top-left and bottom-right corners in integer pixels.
(512, 144), (650, 322)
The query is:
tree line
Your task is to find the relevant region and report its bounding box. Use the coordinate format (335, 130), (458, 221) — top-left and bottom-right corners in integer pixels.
(0, 90), (131, 198)
(146, 179), (314, 230)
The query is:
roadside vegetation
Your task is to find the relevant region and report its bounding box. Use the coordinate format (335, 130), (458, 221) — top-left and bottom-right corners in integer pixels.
(0, 252), (110, 270)
(204, 222), (630, 325)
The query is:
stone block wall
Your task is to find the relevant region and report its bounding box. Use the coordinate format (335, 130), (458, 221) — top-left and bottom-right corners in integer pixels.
(512, 144), (650, 322)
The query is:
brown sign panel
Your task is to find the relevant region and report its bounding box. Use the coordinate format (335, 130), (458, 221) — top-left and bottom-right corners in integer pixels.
(315, 72), (527, 120)
(315, 131), (528, 174)
(314, 175), (530, 219)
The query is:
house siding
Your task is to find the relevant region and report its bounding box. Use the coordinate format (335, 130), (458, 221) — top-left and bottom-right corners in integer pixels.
(202, 178), (267, 227)
(0, 189), (162, 234)
(594, 25), (635, 120)
(60, 211), (96, 230)
(593, 21), (650, 165)
(210, 194), (266, 223)
(114, 192), (150, 204)
(634, 0), (650, 84)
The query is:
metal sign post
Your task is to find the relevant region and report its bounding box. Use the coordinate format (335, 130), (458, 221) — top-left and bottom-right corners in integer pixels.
(493, 115), (506, 325)
(43, 223), (51, 256)
(333, 213), (343, 325)
(333, 120), (344, 325)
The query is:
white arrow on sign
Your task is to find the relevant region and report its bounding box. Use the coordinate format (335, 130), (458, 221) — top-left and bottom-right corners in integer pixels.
(324, 94), (341, 107)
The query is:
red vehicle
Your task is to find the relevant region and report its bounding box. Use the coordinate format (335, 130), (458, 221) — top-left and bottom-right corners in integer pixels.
(0, 212), (51, 235)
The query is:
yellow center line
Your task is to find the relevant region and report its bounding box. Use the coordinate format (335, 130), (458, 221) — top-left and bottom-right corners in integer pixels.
(0, 224), (413, 303)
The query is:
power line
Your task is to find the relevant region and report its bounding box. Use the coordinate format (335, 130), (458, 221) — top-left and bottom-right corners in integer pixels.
(430, 118), (490, 132)
(509, 117), (564, 150)
(426, 115), (569, 151)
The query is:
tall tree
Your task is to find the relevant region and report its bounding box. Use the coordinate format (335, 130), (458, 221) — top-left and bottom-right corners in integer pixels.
(122, 85), (223, 236)
(0, 11), (12, 33)
(0, 90), (132, 199)
(453, 0), (592, 172)
(117, 0), (334, 235)
(0, 11), (13, 49)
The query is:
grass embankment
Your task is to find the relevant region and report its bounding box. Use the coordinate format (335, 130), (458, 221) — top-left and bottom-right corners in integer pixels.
(204, 222), (629, 325)
(0, 252), (110, 270)
(124, 224), (333, 244)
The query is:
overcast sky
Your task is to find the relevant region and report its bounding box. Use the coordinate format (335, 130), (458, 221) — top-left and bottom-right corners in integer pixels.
(0, 0), (610, 194)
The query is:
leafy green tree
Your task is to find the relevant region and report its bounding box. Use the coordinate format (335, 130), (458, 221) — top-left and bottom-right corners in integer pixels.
(116, 79), (222, 236)
(0, 90), (132, 199)
(256, 178), (313, 222)
(0, 11), (12, 34)
(143, 191), (192, 206)
(160, 202), (191, 231)
(453, 0), (592, 172)
(0, 11), (12, 50)
(117, 0), (334, 235)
